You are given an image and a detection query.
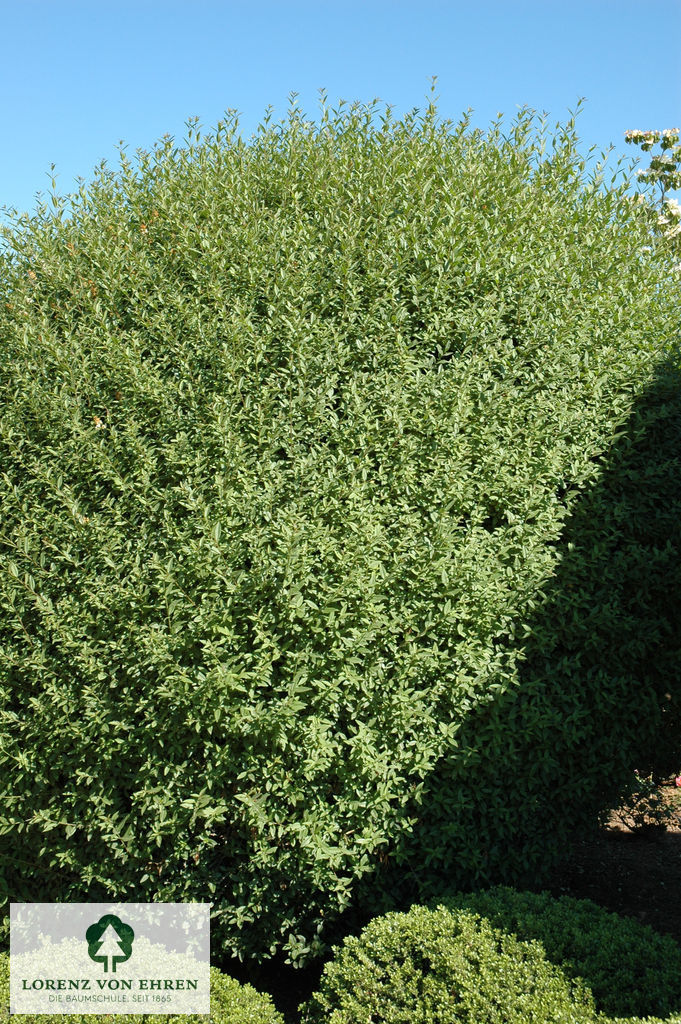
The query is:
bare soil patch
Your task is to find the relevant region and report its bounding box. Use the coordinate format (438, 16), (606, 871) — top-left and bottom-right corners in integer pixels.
(544, 778), (681, 944)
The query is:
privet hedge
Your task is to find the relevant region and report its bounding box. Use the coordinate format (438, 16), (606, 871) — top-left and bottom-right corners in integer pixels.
(1, 93), (680, 964)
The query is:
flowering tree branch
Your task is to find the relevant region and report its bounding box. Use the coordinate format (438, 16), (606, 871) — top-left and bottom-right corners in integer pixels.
(624, 129), (681, 267)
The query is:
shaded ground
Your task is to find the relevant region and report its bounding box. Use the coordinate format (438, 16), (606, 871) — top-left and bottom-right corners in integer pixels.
(544, 777), (681, 945)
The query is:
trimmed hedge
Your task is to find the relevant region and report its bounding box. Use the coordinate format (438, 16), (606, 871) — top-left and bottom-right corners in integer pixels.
(1, 92), (680, 964)
(299, 902), (600, 1023)
(436, 886), (681, 1020)
(0, 954), (284, 1024)
(299, 895), (681, 1024)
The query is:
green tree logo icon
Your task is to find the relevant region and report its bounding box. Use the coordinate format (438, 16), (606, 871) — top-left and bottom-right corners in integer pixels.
(86, 914), (134, 973)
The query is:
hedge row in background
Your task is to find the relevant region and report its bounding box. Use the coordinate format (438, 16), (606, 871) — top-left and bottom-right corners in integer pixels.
(1, 93), (680, 963)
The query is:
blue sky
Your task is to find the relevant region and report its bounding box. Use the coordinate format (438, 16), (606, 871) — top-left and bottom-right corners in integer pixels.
(1, 0), (679, 224)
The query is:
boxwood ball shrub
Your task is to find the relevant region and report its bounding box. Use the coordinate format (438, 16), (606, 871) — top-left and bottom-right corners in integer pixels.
(0, 954), (284, 1024)
(298, 902), (600, 1024)
(435, 886), (681, 1020)
(1, 91), (680, 964)
(299, 897), (681, 1024)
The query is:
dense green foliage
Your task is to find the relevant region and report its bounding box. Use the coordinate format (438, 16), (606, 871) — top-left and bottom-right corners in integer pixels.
(1, 93), (680, 964)
(436, 886), (681, 1019)
(299, 902), (600, 1023)
(299, 896), (681, 1024)
(0, 955), (284, 1024)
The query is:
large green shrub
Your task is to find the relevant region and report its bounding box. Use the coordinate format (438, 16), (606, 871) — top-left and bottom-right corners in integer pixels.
(1, 92), (680, 964)
(435, 886), (681, 1019)
(299, 902), (600, 1023)
(0, 954), (284, 1024)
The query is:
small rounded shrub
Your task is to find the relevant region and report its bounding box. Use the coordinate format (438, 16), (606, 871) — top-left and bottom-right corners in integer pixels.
(437, 886), (681, 1020)
(1, 90), (680, 964)
(299, 902), (599, 1023)
(0, 953), (284, 1024)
